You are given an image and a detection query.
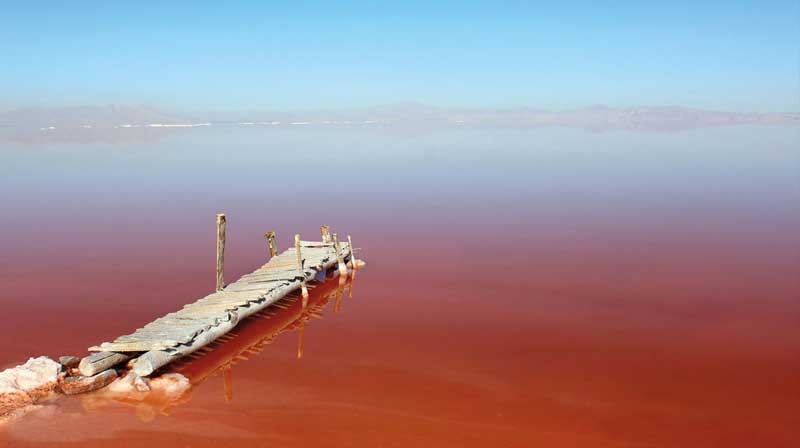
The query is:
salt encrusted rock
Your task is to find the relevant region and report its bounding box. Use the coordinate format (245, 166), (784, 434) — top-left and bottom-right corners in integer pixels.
(0, 357), (61, 415)
(149, 373), (191, 395)
(104, 372), (190, 397)
(58, 356), (81, 369)
(59, 369), (118, 395)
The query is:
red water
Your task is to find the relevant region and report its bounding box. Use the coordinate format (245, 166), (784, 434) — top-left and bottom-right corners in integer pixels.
(0, 127), (798, 446)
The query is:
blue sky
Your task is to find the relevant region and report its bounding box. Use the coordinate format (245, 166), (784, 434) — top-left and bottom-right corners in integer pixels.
(1, 1), (797, 112)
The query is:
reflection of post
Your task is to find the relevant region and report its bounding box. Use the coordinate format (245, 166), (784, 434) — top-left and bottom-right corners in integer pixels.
(294, 234), (309, 303)
(223, 365), (233, 403)
(333, 233), (348, 277)
(216, 214), (226, 292)
(320, 225), (331, 244)
(297, 322), (305, 359)
(264, 231), (278, 258)
(348, 274), (354, 299)
(334, 279), (344, 313)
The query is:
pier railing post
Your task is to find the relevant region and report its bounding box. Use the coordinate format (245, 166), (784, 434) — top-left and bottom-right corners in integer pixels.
(347, 235), (358, 268)
(320, 225), (331, 244)
(333, 233), (348, 277)
(216, 213), (226, 292)
(264, 230), (278, 258)
(294, 234), (309, 301)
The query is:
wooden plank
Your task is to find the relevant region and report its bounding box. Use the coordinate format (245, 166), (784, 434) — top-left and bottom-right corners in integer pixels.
(79, 351), (131, 376)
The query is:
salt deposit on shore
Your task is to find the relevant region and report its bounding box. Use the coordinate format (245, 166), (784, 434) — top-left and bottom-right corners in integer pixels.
(1, 356), (193, 424)
(103, 372), (191, 397)
(0, 357), (61, 417)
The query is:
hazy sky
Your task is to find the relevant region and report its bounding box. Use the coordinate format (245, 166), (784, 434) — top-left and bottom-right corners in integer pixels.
(1, 1), (798, 112)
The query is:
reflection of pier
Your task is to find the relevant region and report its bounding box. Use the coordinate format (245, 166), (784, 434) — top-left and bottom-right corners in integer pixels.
(172, 272), (353, 384)
(81, 273), (356, 419)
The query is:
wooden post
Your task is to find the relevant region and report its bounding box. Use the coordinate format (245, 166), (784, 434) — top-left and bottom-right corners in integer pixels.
(79, 352), (131, 377)
(333, 233), (348, 277)
(347, 235), (358, 266)
(216, 213), (226, 292)
(320, 225), (331, 244)
(294, 234), (309, 301)
(264, 231), (277, 257)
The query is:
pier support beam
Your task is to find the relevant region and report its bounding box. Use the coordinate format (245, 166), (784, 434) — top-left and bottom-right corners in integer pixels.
(216, 214), (226, 292)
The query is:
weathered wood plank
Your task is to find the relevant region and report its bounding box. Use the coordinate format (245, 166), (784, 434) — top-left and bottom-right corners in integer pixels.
(79, 351), (131, 376)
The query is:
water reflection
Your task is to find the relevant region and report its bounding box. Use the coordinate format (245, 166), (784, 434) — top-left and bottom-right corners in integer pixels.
(81, 272), (355, 420)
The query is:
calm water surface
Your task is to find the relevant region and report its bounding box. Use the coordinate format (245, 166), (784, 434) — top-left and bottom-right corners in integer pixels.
(0, 125), (798, 447)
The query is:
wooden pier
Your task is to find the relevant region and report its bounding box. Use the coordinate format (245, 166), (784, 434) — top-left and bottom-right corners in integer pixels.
(79, 216), (359, 378)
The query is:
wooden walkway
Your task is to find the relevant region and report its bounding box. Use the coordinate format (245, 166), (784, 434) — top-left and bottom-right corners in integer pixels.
(81, 237), (354, 377)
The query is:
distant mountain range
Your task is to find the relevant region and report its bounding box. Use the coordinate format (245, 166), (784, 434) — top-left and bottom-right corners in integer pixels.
(0, 105), (189, 128)
(1, 103), (797, 132)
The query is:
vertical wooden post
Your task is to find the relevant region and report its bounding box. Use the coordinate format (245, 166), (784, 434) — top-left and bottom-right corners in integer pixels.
(216, 213), (226, 292)
(294, 234), (309, 301)
(333, 233), (348, 277)
(264, 231), (277, 257)
(320, 225), (331, 244)
(347, 235), (358, 268)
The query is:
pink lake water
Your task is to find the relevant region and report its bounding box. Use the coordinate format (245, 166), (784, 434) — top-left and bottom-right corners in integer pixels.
(0, 125), (798, 447)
